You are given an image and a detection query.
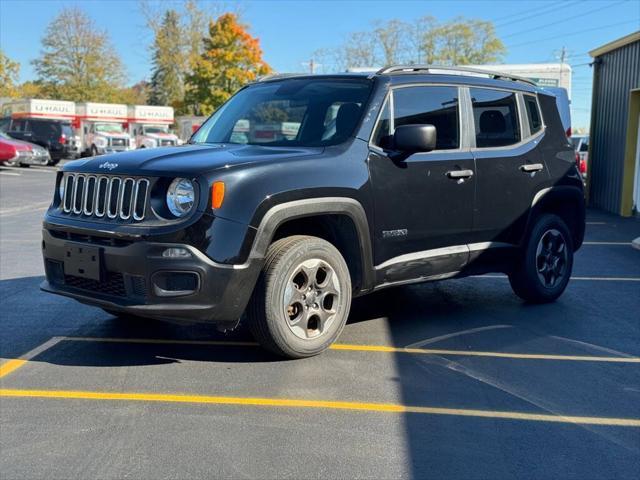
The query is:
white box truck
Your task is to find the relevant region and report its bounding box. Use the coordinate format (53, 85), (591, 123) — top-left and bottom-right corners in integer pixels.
(0, 99), (81, 162)
(175, 116), (206, 142)
(127, 105), (180, 149)
(76, 102), (134, 156)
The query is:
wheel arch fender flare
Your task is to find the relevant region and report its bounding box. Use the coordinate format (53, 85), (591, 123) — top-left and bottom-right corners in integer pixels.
(248, 197), (375, 292)
(527, 186), (586, 250)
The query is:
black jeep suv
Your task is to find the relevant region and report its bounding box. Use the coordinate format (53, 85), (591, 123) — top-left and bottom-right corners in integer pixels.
(41, 66), (585, 358)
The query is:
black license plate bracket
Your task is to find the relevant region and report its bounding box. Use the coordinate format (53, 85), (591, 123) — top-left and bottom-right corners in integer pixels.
(63, 244), (102, 281)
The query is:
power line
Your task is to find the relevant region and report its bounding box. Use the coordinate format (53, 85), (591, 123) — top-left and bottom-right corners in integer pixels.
(507, 19), (639, 48)
(496, 0), (582, 28)
(501, 0), (628, 39)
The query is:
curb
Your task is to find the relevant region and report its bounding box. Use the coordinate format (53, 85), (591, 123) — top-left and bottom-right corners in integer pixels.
(633, 237), (640, 251)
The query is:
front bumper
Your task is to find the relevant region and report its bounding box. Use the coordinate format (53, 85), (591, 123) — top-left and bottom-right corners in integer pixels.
(41, 228), (261, 325)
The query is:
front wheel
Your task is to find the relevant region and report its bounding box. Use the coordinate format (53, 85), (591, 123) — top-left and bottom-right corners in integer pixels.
(247, 235), (352, 358)
(509, 214), (574, 303)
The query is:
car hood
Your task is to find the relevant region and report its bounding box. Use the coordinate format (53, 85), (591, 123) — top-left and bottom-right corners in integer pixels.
(147, 133), (178, 139)
(1, 137), (36, 151)
(97, 132), (129, 138)
(63, 143), (324, 176)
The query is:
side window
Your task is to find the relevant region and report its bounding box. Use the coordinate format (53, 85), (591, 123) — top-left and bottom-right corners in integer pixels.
(11, 119), (27, 132)
(393, 86), (459, 150)
(470, 88), (520, 148)
(371, 97), (391, 148)
(524, 95), (542, 134)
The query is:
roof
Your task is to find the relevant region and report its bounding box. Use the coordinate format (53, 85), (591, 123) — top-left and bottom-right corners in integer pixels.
(590, 31), (640, 58)
(258, 65), (539, 89)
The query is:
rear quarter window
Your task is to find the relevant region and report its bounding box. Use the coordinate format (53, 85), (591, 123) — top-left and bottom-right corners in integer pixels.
(524, 95), (543, 134)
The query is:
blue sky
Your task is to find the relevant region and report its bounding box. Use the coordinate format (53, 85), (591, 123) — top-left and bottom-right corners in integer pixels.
(1, 0), (639, 128)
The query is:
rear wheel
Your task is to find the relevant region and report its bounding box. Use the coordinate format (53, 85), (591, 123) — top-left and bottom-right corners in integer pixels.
(509, 214), (574, 303)
(247, 235), (351, 358)
(91, 145), (99, 157)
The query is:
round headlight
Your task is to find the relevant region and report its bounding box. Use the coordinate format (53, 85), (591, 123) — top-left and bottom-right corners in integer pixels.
(166, 178), (195, 217)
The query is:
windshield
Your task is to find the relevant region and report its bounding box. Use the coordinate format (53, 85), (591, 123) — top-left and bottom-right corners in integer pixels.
(191, 78), (373, 147)
(95, 123), (124, 133)
(0, 131), (10, 140)
(144, 125), (169, 134)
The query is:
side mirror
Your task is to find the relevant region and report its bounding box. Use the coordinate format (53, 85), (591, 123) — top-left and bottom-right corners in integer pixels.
(393, 124), (436, 153)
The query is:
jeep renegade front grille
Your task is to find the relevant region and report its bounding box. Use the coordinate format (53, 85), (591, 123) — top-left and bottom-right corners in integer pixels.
(61, 174), (149, 221)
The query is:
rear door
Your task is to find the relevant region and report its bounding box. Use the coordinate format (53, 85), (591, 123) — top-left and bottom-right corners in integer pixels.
(368, 84), (475, 284)
(470, 87), (549, 246)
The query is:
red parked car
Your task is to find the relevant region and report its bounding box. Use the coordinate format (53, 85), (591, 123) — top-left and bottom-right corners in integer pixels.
(0, 131), (51, 167)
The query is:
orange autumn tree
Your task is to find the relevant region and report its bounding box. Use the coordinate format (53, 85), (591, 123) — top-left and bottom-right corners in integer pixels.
(186, 13), (271, 115)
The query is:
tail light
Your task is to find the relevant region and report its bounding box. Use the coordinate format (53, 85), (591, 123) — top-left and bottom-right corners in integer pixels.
(566, 127), (572, 138)
(579, 159), (587, 174)
(575, 152), (580, 167)
(58, 134), (67, 145)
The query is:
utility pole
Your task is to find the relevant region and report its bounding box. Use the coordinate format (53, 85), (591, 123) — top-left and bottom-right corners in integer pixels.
(301, 59), (321, 74)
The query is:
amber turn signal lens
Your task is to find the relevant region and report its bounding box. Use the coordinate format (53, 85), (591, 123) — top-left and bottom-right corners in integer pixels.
(212, 181), (225, 209)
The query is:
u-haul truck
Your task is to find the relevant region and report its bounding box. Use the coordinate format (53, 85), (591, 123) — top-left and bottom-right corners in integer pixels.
(76, 102), (134, 156)
(127, 105), (180, 149)
(1, 99), (81, 160)
(2, 98), (76, 120)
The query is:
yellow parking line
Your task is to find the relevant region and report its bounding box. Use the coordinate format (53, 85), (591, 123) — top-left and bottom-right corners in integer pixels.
(65, 336), (640, 363)
(582, 241), (631, 245)
(0, 360), (28, 379)
(332, 344), (640, 363)
(1, 388), (638, 427)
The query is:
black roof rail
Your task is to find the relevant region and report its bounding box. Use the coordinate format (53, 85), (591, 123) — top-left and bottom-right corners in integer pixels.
(376, 65), (537, 86)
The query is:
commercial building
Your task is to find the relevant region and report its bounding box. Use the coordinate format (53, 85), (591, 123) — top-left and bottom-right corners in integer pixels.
(588, 31), (640, 216)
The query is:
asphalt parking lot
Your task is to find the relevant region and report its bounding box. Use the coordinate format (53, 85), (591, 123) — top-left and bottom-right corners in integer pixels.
(1, 164), (639, 479)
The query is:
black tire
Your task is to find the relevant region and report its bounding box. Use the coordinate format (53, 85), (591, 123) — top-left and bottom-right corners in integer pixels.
(509, 213), (574, 303)
(91, 145), (99, 157)
(247, 235), (352, 358)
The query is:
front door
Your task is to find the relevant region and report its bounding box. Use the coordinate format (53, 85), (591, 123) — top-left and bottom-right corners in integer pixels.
(369, 85), (475, 285)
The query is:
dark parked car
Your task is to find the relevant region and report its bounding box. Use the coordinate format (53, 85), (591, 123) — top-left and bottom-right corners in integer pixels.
(41, 66), (585, 358)
(1, 117), (78, 165)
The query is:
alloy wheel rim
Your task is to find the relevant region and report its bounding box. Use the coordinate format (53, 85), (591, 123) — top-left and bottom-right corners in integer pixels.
(283, 258), (341, 340)
(535, 228), (568, 288)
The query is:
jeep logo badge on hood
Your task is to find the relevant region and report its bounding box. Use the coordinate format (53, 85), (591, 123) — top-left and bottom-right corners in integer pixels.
(99, 161), (118, 170)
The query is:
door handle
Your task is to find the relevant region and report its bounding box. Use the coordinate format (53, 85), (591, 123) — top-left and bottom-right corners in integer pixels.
(520, 163), (544, 172)
(446, 169), (474, 179)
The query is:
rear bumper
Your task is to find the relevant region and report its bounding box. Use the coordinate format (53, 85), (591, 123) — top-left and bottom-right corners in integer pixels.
(41, 228), (261, 325)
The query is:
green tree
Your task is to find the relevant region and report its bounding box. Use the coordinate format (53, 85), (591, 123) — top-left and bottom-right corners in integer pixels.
(185, 13), (271, 115)
(428, 17), (506, 65)
(0, 49), (20, 98)
(32, 7), (127, 102)
(323, 16), (505, 70)
(148, 10), (185, 108)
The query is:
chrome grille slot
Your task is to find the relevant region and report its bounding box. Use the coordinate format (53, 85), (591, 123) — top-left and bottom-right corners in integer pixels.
(60, 173), (150, 222)
(120, 178), (135, 219)
(133, 179), (149, 220)
(63, 175), (75, 212)
(107, 177), (121, 218)
(95, 177), (108, 217)
(73, 175), (85, 214)
(83, 176), (97, 215)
